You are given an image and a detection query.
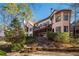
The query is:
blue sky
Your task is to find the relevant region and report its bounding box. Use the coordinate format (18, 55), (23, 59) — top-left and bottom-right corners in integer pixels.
(0, 3), (70, 22)
(28, 3), (70, 21)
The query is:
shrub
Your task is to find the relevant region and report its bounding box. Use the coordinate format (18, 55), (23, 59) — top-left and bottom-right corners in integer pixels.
(70, 38), (79, 44)
(26, 36), (35, 44)
(46, 31), (57, 41)
(11, 43), (23, 51)
(0, 50), (7, 56)
(56, 32), (70, 43)
(46, 31), (70, 43)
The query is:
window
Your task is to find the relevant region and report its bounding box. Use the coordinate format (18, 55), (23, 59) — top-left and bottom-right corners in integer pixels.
(56, 13), (61, 22)
(64, 26), (68, 32)
(64, 12), (68, 20)
(56, 27), (61, 32)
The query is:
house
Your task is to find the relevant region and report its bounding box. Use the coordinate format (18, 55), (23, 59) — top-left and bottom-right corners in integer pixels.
(24, 9), (71, 37)
(33, 17), (52, 36)
(50, 9), (71, 33)
(24, 20), (34, 36)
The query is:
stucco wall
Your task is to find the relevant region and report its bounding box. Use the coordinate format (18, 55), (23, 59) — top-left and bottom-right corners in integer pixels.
(51, 10), (71, 32)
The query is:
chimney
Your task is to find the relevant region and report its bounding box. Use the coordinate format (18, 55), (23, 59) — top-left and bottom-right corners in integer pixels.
(51, 8), (57, 13)
(51, 8), (54, 12)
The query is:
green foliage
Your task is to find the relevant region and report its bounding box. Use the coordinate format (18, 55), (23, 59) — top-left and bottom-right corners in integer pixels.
(26, 36), (35, 44)
(46, 31), (70, 43)
(70, 38), (79, 44)
(11, 43), (23, 51)
(10, 18), (21, 28)
(4, 18), (25, 51)
(46, 31), (57, 41)
(69, 38), (79, 47)
(4, 28), (14, 42)
(4, 18), (26, 43)
(0, 50), (7, 56)
(2, 3), (32, 51)
(56, 32), (70, 43)
(2, 3), (19, 15)
(18, 28), (26, 43)
(2, 3), (31, 21)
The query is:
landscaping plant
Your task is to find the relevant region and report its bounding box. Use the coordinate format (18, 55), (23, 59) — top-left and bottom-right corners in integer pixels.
(0, 50), (7, 56)
(46, 31), (57, 41)
(56, 32), (70, 43)
(26, 36), (36, 44)
(46, 31), (70, 43)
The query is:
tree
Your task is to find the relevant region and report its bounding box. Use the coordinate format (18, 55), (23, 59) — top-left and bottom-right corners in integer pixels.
(2, 4), (32, 51)
(4, 17), (26, 51)
(70, 4), (79, 37)
(62, 3), (79, 37)
(1, 3), (31, 32)
(2, 3), (31, 19)
(4, 18), (25, 43)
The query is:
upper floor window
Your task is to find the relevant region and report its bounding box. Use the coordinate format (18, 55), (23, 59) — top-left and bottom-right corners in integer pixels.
(64, 12), (68, 21)
(56, 13), (61, 22)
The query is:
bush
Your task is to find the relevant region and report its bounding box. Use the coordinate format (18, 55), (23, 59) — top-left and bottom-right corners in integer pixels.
(11, 43), (23, 51)
(46, 31), (57, 41)
(70, 38), (79, 44)
(56, 32), (70, 43)
(46, 31), (70, 43)
(0, 50), (7, 56)
(26, 36), (35, 44)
